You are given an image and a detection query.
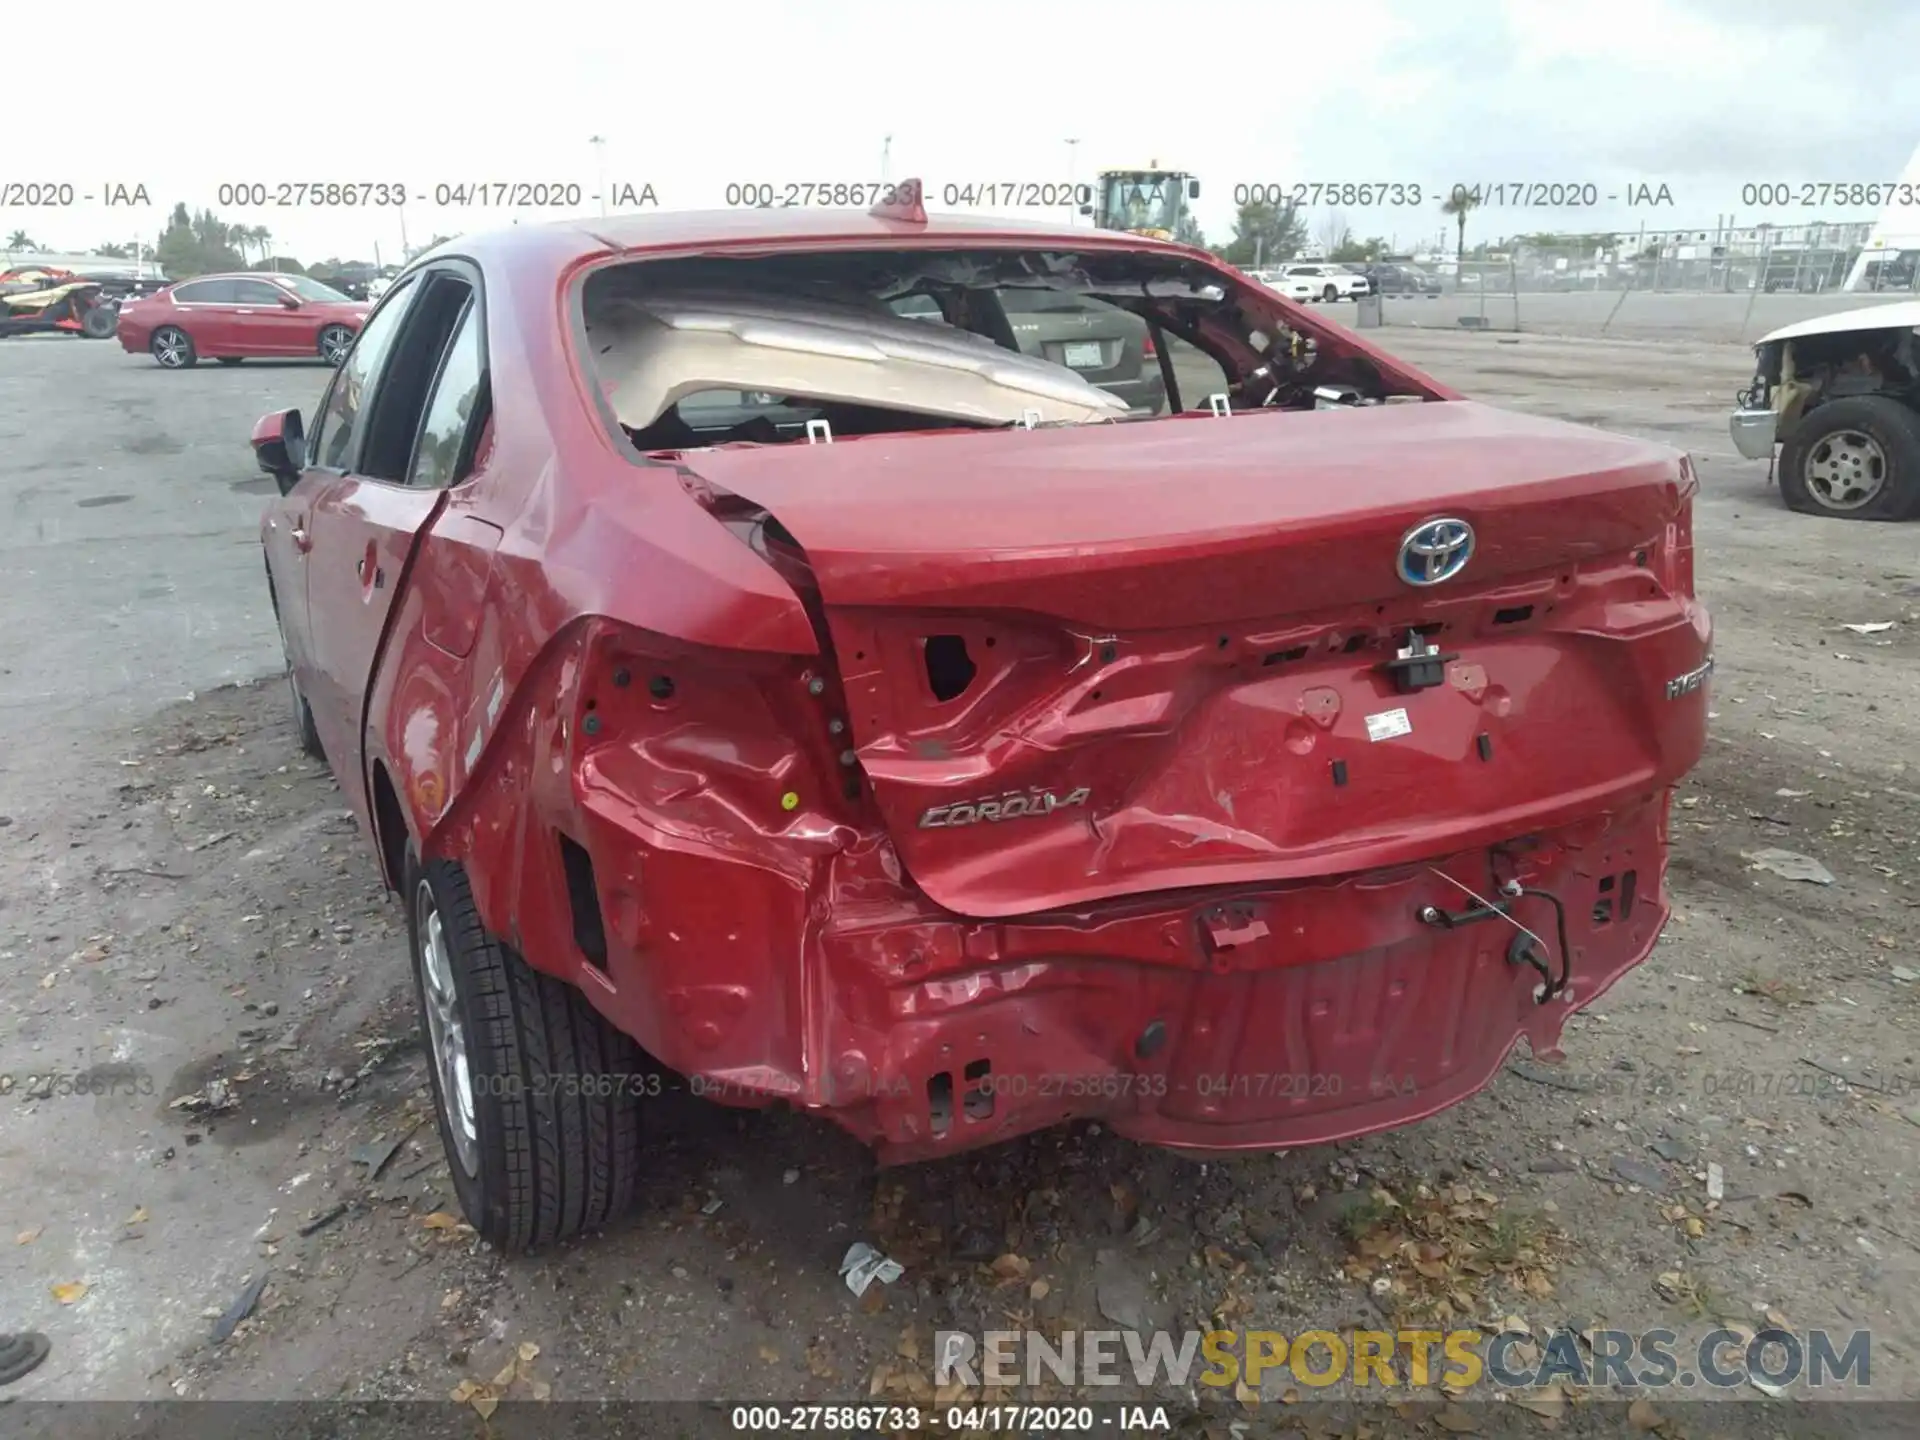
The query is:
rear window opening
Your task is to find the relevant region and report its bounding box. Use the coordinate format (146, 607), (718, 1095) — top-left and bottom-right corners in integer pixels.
(578, 244), (1431, 458)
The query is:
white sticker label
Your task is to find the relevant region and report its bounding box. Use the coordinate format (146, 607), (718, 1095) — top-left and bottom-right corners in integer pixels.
(1365, 707), (1413, 742)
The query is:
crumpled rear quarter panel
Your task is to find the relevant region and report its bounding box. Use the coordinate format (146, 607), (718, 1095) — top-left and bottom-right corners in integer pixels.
(438, 619), (1676, 1161)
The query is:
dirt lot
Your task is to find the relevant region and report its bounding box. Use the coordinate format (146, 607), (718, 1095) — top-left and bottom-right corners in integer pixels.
(2, 317), (1917, 1435)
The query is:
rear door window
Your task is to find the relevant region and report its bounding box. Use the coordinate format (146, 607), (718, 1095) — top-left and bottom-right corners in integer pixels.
(406, 297), (489, 490)
(356, 273), (482, 483)
(308, 278), (419, 472)
(172, 278), (238, 304)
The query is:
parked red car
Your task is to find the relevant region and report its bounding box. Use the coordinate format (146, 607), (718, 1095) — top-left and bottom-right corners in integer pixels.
(117, 271), (368, 368)
(251, 183), (1710, 1251)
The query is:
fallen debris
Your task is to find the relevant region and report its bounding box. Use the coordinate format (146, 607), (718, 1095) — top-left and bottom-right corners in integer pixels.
(839, 1242), (904, 1297)
(1610, 1156), (1669, 1193)
(0, 1332), (50, 1388)
(1745, 848), (1835, 885)
(169, 1079), (238, 1115)
(296, 1204), (348, 1238)
(350, 1130), (412, 1182)
(211, 1271), (269, 1343)
(1504, 1059), (1593, 1093)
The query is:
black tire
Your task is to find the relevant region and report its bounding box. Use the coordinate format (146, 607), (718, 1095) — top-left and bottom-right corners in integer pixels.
(217, 356), (244, 366)
(1322, 284), (1339, 303)
(317, 324), (354, 366)
(80, 304), (116, 339)
(1778, 396), (1920, 521)
(287, 663), (323, 758)
(408, 855), (646, 1251)
(151, 326), (196, 368)
(266, 572), (324, 758)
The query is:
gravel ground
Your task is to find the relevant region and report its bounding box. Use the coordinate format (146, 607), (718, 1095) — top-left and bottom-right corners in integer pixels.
(1, 317), (1915, 1435)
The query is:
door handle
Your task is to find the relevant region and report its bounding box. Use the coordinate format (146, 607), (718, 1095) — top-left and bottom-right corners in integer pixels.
(291, 527), (312, 552)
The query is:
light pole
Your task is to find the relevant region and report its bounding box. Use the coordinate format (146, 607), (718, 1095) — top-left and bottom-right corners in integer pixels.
(589, 135), (608, 217)
(1065, 138), (1080, 226)
(881, 134), (892, 184)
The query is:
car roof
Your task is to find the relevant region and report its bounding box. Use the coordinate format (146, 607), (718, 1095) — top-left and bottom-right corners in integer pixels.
(171, 272), (300, 284)
(438, 200), (1198, 269)
(1756, 299), (1920, 346)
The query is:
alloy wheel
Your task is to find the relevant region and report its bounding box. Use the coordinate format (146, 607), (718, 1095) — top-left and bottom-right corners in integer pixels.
(1803, 429), (1887, 511)
(415, 881), (479, 1177)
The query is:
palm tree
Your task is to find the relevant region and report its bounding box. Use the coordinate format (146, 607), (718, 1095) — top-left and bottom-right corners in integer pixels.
(5, 230), (36, 251)
(1441, 188), (1479, 270)
(252, 226), (276, 270)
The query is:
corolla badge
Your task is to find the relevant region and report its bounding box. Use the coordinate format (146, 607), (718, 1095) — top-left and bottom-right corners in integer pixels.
(919, 786), (1092, 829)
(1397, 517), (1475, 586)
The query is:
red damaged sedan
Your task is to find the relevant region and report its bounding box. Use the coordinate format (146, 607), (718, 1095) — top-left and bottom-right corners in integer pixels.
(251, 182), (1710, 1250)
(118, 271), (367, 368)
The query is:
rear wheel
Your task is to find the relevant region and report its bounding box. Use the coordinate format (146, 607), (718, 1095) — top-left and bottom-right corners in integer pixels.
(1778, 396), (1920, 521)
(408, 855), (648, 1251)
(151, 327), (195, 368)
(80, 304), (116, 339)
(317, 324), (353, 365)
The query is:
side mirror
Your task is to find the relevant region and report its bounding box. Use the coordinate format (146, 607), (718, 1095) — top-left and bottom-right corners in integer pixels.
(1078, 203), (1093, 217)
(279, 293), (301, 309)
(251, 408), (307, 495)
(1074, 184), (1092, 206)
(1187, 179), (1201, 199)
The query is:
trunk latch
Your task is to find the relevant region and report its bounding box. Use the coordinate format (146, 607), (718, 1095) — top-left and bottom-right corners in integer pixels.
(1380, 629), (1457, 695)
(1202, 907), (1270, 954)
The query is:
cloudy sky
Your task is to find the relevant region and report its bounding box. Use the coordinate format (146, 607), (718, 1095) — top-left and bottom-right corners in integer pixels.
(6, 0), (1917, 265)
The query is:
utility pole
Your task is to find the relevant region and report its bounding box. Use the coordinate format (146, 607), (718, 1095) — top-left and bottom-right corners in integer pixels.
(881, 135), (892, 183)
(1064, 138), (1080, 226)
(589, 135), (608, 217)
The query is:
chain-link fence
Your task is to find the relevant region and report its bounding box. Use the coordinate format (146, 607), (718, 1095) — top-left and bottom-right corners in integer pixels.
(1375, 225), (1920, 343)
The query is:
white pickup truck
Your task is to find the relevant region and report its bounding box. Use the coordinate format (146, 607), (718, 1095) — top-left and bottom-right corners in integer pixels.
(1728, 300), (1920, 521)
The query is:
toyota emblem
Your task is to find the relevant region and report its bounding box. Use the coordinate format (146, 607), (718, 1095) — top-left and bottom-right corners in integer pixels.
(1397, 517), (1475, 586)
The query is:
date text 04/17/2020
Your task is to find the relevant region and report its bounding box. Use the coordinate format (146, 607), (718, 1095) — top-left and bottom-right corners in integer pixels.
(1228, 181), (1679, 208)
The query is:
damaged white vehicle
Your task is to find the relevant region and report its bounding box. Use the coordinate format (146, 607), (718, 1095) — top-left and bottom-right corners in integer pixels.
(1729, 301), (1920, 520)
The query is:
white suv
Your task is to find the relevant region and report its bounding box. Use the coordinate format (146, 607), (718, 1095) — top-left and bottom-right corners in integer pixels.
(1280, 264), (1372, 302)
